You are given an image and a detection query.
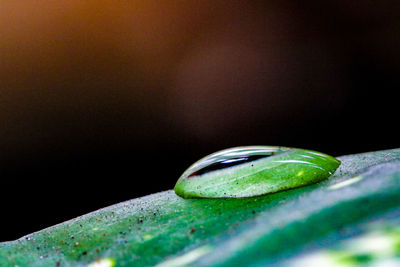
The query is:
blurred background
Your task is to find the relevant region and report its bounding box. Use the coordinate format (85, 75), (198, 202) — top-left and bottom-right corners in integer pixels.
(1, 1), (399, 240)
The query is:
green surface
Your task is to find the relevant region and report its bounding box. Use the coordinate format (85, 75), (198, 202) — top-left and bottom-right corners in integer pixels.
(1, 148), (400, 266)
(287, 219), (400, 266)
(174, 146), (340, 198)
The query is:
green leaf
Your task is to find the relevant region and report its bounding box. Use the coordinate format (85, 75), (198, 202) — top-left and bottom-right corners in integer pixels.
(1, 148), (400, 267)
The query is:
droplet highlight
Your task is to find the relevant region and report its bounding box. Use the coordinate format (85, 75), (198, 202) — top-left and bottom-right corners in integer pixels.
(174, 146), (341, 199)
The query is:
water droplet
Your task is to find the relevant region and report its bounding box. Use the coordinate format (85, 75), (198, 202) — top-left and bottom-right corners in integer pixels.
(174, 146), (341, 199)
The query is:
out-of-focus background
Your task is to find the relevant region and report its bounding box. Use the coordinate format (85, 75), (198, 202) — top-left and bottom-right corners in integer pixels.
(1, 1), (399, 240)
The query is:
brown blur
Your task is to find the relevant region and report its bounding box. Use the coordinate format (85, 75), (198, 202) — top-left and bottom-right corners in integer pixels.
(1, 1), (214, 158)
(1, 1), (400, 239)
(2, 1), (400, 156)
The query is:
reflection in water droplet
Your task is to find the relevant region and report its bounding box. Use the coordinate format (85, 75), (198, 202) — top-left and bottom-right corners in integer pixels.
(188, 155), (269, 178)
(174, 146), (341, 199)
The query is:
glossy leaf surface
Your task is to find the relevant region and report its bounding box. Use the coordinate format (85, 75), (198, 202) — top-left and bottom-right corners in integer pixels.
(174, 146), (341, 198)
(0, 148), (400, 267)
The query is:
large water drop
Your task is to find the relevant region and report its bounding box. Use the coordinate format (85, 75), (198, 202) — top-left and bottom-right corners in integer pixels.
(174, 146), (340, 199)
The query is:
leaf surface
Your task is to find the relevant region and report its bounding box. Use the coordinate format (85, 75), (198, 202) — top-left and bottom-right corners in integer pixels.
(1, 148), (400, 267)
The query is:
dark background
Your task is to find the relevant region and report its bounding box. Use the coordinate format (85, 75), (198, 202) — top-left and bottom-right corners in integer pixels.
(1, 1), (399, 241)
